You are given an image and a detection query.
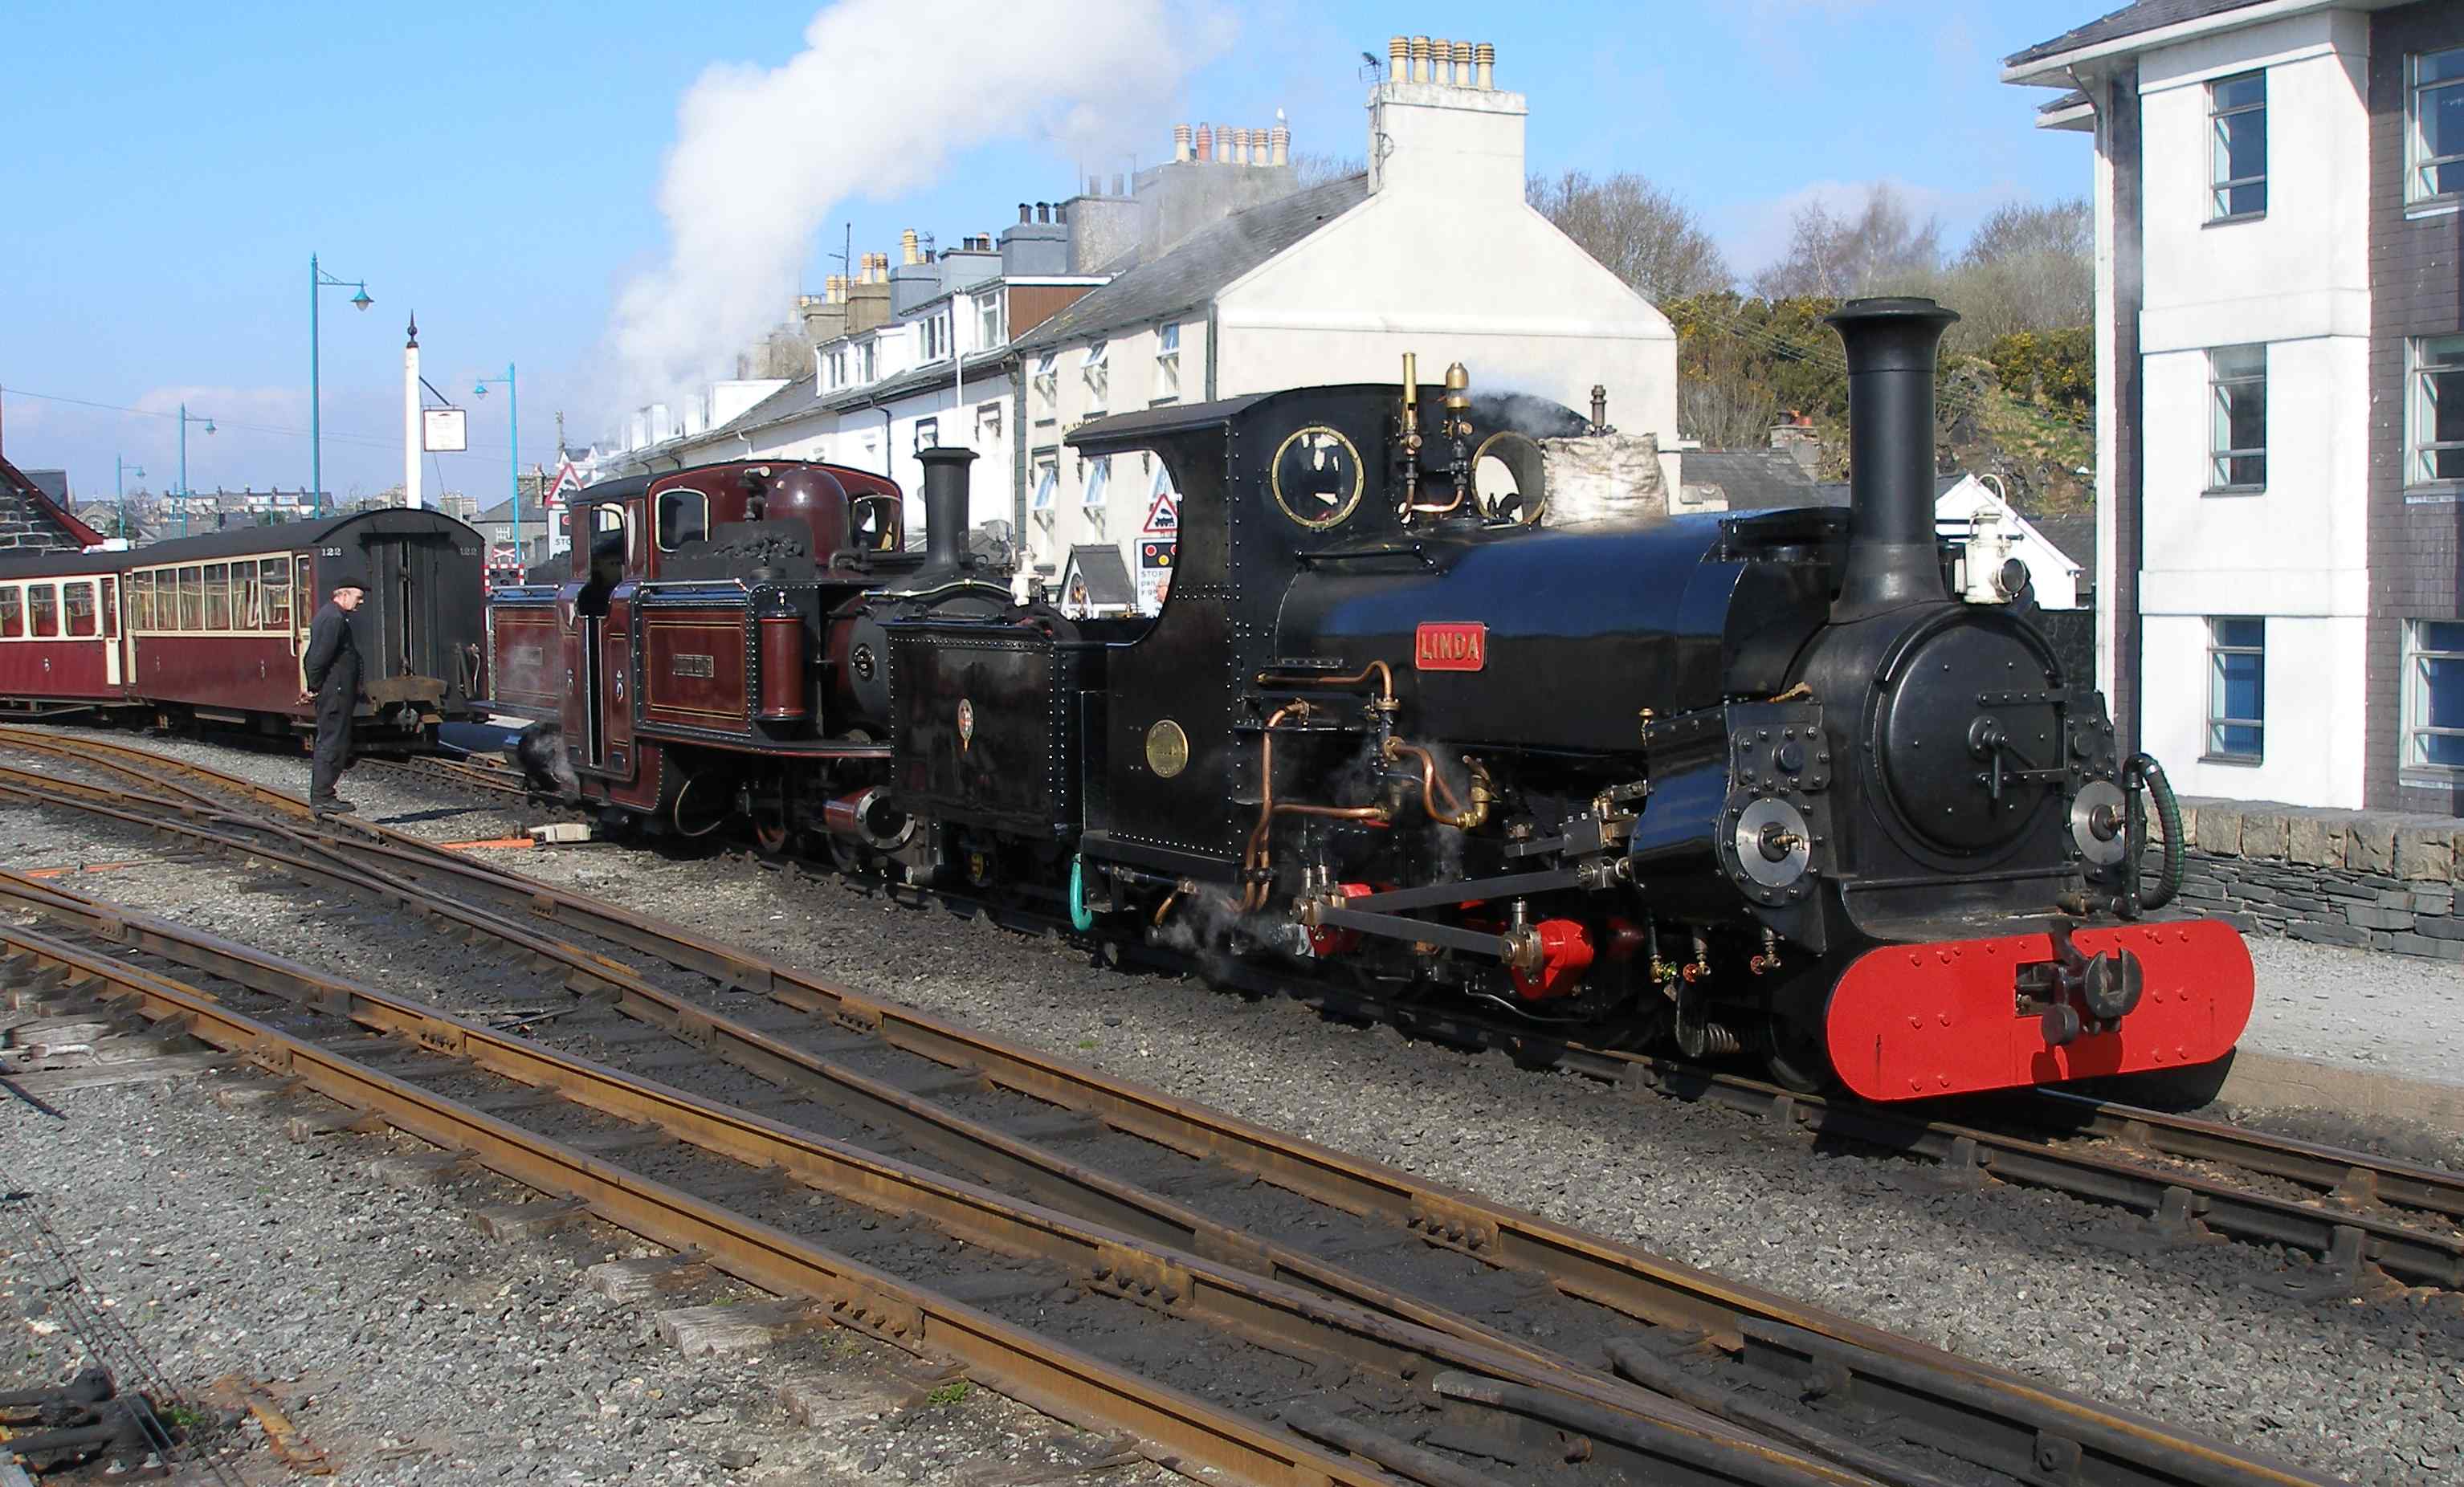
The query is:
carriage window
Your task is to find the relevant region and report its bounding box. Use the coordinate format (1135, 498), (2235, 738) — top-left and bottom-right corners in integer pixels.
(261, 558), (291, 630)
(294, 558), (311, 627)
(0, 589), (20, 639)
(177, 567), (203, 630)
(127, 572), (151, 631)
(203, 564), (231, 629)
(30, 585), (58, 638)
(100, 577), (116, 638)
(656, 489), (708, 552)
(64, 581), (96, 637)
(235, 564), (259, 629)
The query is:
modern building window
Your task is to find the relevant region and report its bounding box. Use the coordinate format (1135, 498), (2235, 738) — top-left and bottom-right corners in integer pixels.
(2407, 334), (2464, 484)
(1155, 323), (1181, 402)
(1031, 353), (1059, 422)
(2209, 71), (2266, 220)
(2405, 619), (2464, 772)
(1082, 340), (1110, 410)
(2409, 47), (2464, 204)
(2206, 617), (2265, 762)
(2208, 344), (2266, 490)
(976, 292), (1004, 349)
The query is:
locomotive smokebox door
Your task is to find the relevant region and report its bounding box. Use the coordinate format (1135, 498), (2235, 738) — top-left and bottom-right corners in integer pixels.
(886, 625), (1075, 837)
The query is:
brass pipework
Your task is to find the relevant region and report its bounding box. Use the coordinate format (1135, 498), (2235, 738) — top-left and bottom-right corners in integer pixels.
(1254, 659), (1397, 715)
(1399, 352), (1423, 514)
(1748, 927), (1783, 976)
(1442, 361), (1470, 413)
(1381, 739), (1492, 830)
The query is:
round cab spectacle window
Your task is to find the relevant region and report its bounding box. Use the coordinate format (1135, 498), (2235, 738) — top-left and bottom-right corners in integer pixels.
(1270, 426), (1365, 531)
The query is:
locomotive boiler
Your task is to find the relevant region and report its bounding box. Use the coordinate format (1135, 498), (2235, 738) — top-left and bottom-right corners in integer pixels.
(491, 296), (2252, 1101)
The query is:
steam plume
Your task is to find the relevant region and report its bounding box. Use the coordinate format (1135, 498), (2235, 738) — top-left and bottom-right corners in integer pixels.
(611, 0), (1230, 403)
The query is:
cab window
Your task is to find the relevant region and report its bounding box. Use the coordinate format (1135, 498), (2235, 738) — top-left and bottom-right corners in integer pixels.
(0, 589), (21, 638)
(30, 585), (58, 638)
(64, 581), (96, 638)
(260, 559), (291, 631)
(656, 489), (708, 551)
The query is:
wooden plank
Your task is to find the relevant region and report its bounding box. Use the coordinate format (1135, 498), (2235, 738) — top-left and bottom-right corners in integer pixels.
(4, 1050), (230, 1095)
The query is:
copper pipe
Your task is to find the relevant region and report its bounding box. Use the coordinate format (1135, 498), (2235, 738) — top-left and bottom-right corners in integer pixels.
(1381, 739), (1490, 829)
(1242, 704), (1303, 910)
(1254, 659), (1395, 711)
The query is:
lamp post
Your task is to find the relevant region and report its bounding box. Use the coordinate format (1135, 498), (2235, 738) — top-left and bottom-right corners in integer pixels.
(114, 457), (145, 545)
(309, 254), (373, 519)
(177, 404), (215, 537)
(472, 364), (519, 560)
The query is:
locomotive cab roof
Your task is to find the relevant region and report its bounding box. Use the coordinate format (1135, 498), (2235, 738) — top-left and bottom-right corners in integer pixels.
(0, 507), (485, 579)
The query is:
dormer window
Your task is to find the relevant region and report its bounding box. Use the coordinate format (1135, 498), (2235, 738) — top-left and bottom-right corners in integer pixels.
(924, 313), (950, 361)
(976, 291), (1004, 348)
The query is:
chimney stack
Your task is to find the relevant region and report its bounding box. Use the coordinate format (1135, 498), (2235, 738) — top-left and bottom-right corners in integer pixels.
(1824, 298), (1960, 621)
(1409, 35), (1430, 83)
(1173, 123), (1191, 163)
(900, 229), (920, 267)
(1476, 42), (1495, 90)
(1195, 123), (1213, 161)
(916, 446), (977, 576)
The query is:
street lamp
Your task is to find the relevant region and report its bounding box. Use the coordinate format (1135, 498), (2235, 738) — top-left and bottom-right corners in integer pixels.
(114, 457), (145, 545)
(177, 404), (215, 537)
(471, 363), (519, 560)
(309, 253), (373, 519)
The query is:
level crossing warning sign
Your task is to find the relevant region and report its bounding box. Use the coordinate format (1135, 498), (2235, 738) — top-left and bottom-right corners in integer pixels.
(1142, 488), (1179, 535)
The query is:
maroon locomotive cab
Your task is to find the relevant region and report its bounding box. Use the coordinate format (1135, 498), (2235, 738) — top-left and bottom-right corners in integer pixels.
(755, 597), (809, 723)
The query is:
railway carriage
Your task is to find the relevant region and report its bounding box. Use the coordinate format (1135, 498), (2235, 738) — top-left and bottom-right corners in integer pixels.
(0, 508), (489, 743)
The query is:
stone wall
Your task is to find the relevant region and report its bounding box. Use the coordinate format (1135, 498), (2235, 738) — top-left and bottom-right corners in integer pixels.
(0, 475), (86, 553)
(2152, 796), (2462, 961)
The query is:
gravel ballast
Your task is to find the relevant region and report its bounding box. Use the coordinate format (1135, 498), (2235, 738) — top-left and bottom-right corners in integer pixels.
(4, 726), (2462, 1482)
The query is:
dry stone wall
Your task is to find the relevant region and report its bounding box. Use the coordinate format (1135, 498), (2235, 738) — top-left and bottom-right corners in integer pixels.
(2151, 796), (2462, 961)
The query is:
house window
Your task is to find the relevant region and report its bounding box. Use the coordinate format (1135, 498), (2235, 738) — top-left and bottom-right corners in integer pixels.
(826, 348), (847, 389)
(2409, 47), (2464, 204)
(2208, 344), (2266, 490)
(2210, 71), (2266, 219)
(2206, 617), (2265, 762)
(914, 418), (939, 453)
(1155, 323), (1181, 402)
(1082, 340), (1110, 410)
(977, 292), (1004, 348)
(1030, 454), (1059, 515)
(1083, 455), (1111, 509)
(2406, 620), (2464, 772)
(1031, 353), (1059, 422)
(976, 401), (1002, 446)
(858, 340), (876, 381)
(2408, 334), (2464, 483)
(924, 314), (949, 361)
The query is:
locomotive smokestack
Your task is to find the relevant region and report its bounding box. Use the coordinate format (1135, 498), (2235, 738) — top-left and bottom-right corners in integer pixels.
(917, 446), (976, 574)
(1825, 296), (1959, 621)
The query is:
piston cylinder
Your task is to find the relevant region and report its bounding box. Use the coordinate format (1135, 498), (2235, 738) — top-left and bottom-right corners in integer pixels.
(823, 787), (910, 849)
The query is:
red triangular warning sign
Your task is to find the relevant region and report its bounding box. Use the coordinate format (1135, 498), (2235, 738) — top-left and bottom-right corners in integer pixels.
(1142, 489), (1179, 534)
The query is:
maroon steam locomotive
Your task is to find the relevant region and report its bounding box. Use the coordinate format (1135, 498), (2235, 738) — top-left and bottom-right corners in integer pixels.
(487, 299), (2252, 1101)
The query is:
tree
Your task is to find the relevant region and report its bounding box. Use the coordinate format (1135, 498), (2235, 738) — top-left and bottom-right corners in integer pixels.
(1752, 182), (1942, 299)
(1527, 169), (1732, 304)
(1291, 151), (1366, 189)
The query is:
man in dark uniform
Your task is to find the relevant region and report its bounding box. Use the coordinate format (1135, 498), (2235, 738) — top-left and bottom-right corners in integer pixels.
(300, 572), (367, 816)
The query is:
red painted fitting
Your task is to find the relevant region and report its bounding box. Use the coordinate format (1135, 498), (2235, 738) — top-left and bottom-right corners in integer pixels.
(1509, 918), (1593, 1000)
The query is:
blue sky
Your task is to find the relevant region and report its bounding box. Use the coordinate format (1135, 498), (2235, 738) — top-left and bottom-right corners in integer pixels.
(0, 0), (2103, 510)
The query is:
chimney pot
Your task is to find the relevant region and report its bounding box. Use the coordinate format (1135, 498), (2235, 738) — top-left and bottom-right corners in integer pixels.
(1409, 35), (1430, 83)
(900, 229), (920, 267)
(1111, 172), (1124, 196)
(1388, 35), (1407, 79)
(1476, 42), (1494, 90)
(1087, 174), (1102, 195)
(1271, 119), (1289, 167)
(1194, 123), (1213, 161)
(1173, 122), (1192, 163)
(1431, 38), (1450, 82)
(1230, 126), (1248, 165)
(1452, 40), (1473, 85)
(1037, 202), (1051, 223)
(1250, 127), (1267, 166)
(1018, 202), (1031, 224)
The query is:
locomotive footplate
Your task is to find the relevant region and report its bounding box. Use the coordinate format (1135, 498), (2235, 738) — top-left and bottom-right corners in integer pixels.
(1824, 918), (2254, 1101)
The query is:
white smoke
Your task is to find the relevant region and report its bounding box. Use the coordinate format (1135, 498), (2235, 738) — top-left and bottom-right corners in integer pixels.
(610, 0), (1233, 404)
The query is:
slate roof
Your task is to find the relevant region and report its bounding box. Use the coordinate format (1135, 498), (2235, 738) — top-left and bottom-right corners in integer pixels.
(2031, 514), (2099, 571)
(2006, 0), (2272, 67)
(475, 498), (554, 527)
(1011, 174), (1371, 354)
(1681, 450), (1841, 510)
(25, 470), (68, 505)
(1061, 544), (1134, 607)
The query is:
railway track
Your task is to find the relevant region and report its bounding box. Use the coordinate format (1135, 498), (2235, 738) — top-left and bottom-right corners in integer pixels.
(0, 728), (2343, 1485)
(363, 751), (535, 799)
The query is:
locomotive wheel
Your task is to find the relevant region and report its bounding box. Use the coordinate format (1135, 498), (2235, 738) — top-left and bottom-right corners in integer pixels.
(1762, 1016), (1838, 1095)
(753, 815), (790, 854)
(824, 834), (867, 877)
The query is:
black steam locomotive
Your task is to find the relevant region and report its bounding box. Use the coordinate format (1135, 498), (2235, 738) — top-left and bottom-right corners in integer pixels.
(493, 297), (2250, 1099)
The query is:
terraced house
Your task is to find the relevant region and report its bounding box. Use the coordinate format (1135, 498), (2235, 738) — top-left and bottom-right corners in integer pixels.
(2005, 0), (2464, 816)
